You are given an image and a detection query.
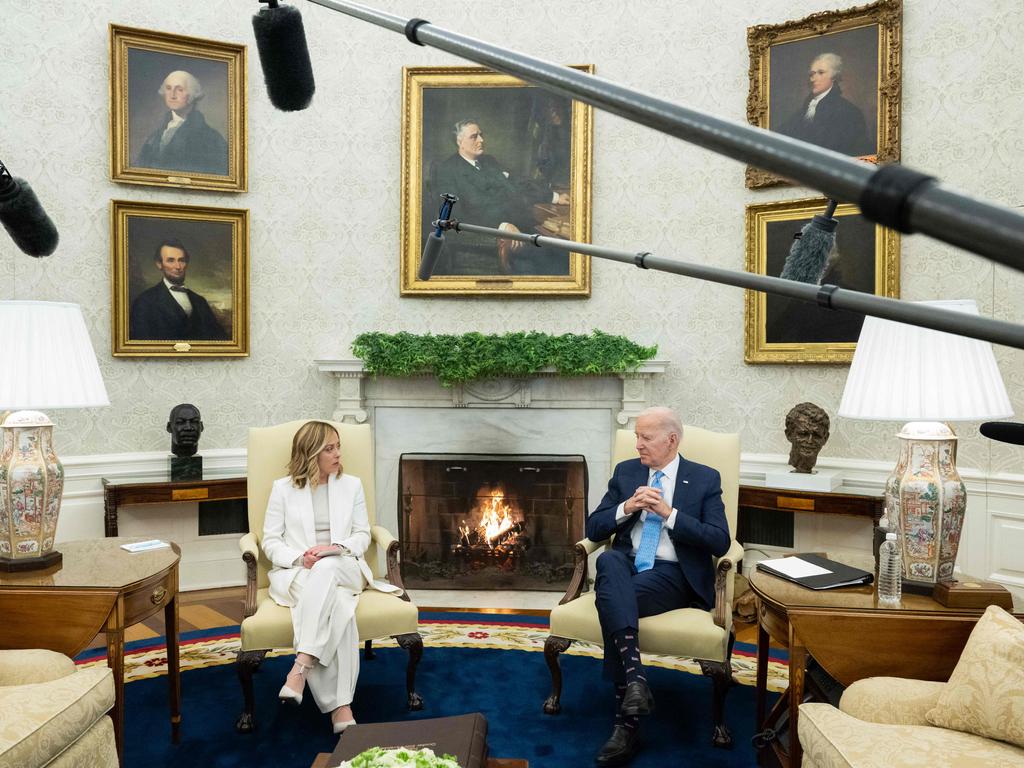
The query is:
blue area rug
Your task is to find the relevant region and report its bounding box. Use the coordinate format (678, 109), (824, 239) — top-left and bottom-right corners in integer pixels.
(118, 612), (776, 768)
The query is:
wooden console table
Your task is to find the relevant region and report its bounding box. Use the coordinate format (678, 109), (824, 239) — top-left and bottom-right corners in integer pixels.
(102, 470), (247, 536)
(739, 483), (885, 525)
(749, 566), (1022, 768)
(0, 538), (181, 765)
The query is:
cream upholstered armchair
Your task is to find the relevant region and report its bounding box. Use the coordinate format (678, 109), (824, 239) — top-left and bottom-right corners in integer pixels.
(542, 426), (744, 748)
(235, 420), (423, 733)
(0, 649), (117, 768)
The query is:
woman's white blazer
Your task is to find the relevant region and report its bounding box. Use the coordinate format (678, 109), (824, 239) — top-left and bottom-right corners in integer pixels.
(261, 473), (400, 606)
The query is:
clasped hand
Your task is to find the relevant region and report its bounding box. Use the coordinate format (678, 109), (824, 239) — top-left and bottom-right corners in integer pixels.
(624, 484), (670, 519)
(301, 544), (344, 569)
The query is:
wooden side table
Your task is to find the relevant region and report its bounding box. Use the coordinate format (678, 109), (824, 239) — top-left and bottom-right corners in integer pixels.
(749, 566), (1023, 768)
(102, 471), (247, 536)
(739, 483), (885, 524)
(0, 538), (181, 764)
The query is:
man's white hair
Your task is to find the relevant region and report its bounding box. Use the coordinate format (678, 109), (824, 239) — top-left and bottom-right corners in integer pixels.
(158, 70), (204, 103)
(454, 119), (480, 142)
(636, 406), (683, 439)
(812, 53), (843, 78)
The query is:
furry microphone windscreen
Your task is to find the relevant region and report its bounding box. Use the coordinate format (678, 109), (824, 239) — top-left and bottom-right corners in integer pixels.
(779, 214), (838, 284)
(252, 3), (315, 112)
(418, 232), (445, 281)
(0, 177), (59, 257)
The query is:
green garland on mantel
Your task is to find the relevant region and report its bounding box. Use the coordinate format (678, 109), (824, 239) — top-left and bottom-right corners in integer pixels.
(351, 331), (658, 386)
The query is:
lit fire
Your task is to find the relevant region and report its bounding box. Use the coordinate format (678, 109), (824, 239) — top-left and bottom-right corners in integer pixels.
(460, 488), (520, 549)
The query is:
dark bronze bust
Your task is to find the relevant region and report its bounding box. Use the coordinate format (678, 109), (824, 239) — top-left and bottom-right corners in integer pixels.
(785, 402), (830, 474)
(167, 403), (203, 458)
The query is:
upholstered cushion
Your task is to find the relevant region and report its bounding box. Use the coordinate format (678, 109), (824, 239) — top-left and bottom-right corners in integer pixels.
(241, 588), (419, 651)
(548, 591), (730, 662)
(840, 677), (946, 726)
(799, 702), (1024, 768)
(0, 665), (115, 768)
(926, 604), (1024, 748)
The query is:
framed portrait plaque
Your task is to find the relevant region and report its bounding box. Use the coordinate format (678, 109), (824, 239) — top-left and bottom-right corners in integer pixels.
(744, 197), (899, 364)
(110, 24), (247, 192)
(745, 0), (902, 189)
(111, 200), (249, 357)
(400, 65), (594, 296)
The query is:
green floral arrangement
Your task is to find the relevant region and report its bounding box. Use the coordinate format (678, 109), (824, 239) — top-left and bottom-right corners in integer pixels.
(341, 746), (462, 768)
(351, 330), (657, 386)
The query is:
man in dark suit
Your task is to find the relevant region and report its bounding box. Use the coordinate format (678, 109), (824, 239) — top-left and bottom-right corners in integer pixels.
(777, 53), (872, 157)
(586, 407), (731, 766)
(130, 238), (228, 341)
(136, 70), (228, 175)
(430, 119), (569, 274)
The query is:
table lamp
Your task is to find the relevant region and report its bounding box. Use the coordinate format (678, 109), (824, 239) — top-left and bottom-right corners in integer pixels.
(838, 299), (1013, 594)
(0, 301), (109, 571)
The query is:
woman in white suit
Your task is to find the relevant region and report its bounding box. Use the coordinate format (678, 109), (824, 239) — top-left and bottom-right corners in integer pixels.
(262, 421), (400, 733)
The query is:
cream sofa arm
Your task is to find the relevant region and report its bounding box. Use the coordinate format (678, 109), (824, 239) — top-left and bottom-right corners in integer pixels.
(0, 649), (75, 686)
(239, 532), (260, 618)
(371, 525), (397, 551)
(840, 677), (946, 726)
(239, 531), (259, 558)
(556, 538), (608, 605)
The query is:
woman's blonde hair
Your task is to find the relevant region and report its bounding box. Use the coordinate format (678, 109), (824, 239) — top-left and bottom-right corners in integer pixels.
(287, 421), (343, 489)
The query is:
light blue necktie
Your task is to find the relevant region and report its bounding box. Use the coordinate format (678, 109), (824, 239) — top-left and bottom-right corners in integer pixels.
(633, 470), (665, 573)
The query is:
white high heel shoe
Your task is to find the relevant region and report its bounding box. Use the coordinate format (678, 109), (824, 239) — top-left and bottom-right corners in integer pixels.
(278, 659), (313, 706)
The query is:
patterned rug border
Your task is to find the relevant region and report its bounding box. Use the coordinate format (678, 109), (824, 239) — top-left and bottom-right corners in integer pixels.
(76, 614), (789, 693)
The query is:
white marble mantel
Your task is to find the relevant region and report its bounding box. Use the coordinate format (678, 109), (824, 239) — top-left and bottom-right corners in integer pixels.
(315, 358), (669, 426)
(315, 357), (669, 532)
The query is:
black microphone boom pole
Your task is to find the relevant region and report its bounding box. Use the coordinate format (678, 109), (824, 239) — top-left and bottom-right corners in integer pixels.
(304, 0), (1024, 275)
(428, 217), (1024, 352)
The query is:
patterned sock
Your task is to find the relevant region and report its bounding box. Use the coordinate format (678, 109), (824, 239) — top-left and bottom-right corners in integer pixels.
(611, 628), (646, 686)
(613, 683), (640, 731)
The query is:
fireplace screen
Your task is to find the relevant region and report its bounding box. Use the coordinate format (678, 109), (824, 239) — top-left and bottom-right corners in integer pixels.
(398, 453), (587, 590)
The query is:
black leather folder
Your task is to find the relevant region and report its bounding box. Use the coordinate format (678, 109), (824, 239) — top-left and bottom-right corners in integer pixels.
(756, 553), (873, 590)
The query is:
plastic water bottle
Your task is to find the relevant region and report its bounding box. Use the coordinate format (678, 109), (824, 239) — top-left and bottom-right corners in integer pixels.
(877, 532), (902, 606)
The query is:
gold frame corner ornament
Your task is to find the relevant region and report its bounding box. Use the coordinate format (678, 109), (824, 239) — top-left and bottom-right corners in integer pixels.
(743, 196), (899, 364)
(109, 24), (247, 193)
(110, 199), (250, 358)
(745, 0), (903, 189)
(399, 65), (594, 297)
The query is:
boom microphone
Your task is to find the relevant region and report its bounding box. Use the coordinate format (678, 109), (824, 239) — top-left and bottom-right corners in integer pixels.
(780, 199), (838, 284)
(252, 0), (316, 111)
(418, 194), (458, 281)
(980, 422), (1024, 446)
(0, 160), (58, 257)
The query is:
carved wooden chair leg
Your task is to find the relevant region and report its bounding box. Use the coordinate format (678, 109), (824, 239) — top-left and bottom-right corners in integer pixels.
(543, 635), (572, 714)
(364, 639), (375, 660)
(235, 648), (269, 733)
(395, 633), (424, 710)
(697, 637), (735, 750)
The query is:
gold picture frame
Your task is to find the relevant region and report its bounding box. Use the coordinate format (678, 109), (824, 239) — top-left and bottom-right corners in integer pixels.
(111, 200), (249, 357)
(110, 24), (247, 192)
(744, 197), (899, 364)
(400, 65), (594, 296)
(745, 0), (902, 189)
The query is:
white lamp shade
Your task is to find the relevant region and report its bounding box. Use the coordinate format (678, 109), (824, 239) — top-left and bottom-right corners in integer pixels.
(0, 301), (109, 410)
(838, 299), (1013, 421)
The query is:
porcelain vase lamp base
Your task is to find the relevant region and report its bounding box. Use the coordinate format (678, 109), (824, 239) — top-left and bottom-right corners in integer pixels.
(0, 411), (65, 572)
(885, 421), (966, 594)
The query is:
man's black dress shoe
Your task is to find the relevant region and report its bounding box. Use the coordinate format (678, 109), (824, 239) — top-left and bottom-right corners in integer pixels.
(595, 724), (639, 766)
(619, 679), (655, 716)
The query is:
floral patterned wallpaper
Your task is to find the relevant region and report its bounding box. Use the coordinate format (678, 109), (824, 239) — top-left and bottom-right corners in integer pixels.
(2, 0), (1022, 474)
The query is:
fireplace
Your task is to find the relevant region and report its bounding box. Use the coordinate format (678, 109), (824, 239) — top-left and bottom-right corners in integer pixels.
(398, 453), (587, 590)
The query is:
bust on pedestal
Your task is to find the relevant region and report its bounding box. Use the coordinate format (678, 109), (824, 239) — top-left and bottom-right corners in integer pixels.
(765, 402), (840, 491)
(167, 403), (203, 480)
